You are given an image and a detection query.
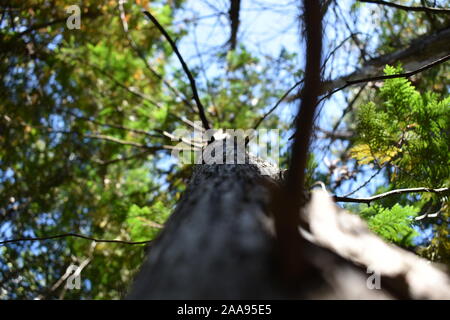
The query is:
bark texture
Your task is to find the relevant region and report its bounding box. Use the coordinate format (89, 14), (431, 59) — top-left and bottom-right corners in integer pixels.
(127, 159), (287, 299)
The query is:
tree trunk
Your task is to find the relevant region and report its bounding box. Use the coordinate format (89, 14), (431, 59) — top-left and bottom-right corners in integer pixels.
(127, 146), (450, 299)
(127, 158), (290, 299)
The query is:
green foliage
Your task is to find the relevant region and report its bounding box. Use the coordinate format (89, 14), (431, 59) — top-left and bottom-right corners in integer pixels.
(0, 0), (184, 299)
(360, 204), (419, 246)
(351, 65), (450, 260)
(351, 65), (450, 187)
(1, 0), (448, 300)
(0, 0), (299, 299)
(126, 201), (170, 242)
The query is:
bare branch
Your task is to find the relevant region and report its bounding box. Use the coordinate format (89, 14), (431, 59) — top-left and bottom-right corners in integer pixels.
(338, 165), (384, 199)
(287, 53), (450, 140)
(358, 0), (450, 15)
(0, 233), (152, 245)
(93, 150), (153, 166)
(65, 55), (206, 130)
(286, 2), (323, 193)
(35, 242), (97, 300)
(143, 10), (211, 130)
(12, 12), (99, 38)
(319, 53), (450, 105)
(328, 84), (366, 136)
(289, 26), (450, 102)
(272, 0), (322, 284)
(334, 187), (450, 204)
(228, 0), (241, 50)
(64, 110), (162, 140)
(317, 128), (354, 140)
(61, 131), (163, 151)
(253, 79), (304, 130)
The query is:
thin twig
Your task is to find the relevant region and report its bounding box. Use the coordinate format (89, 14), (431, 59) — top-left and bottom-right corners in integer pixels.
(0, 233), (152, 245)
(63, 110), (162, 139)
(341, 165), (384, 198)
(143, 10), (211, 130)
(35, 242), (97, 300)
(55, 130), (164, 151)
(93, 150), (153, 166)
(192, 25), (221, 125)
(334, 187), (450, 204)
(64, 54), (205, 131)
(358, 0), (450, 14)
(253, 79), (304, 130)
(12, 12), (100, 38)
(14, 118), (165, 152)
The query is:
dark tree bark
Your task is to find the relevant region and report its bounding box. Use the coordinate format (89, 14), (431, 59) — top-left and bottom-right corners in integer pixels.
(228, 0), (241, 51)
(126, 152), (290, 299)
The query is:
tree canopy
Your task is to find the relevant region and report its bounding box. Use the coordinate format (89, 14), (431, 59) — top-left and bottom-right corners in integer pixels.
(0, 0), (449, 299)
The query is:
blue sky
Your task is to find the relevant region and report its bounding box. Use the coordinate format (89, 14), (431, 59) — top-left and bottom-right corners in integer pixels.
(164, 0), (387, 199)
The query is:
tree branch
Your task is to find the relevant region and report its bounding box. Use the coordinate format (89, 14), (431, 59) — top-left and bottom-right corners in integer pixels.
(288, 26), (450, 102)
(319, 53), (450, 105)
(253, 79), (304, 130)
(228, 0), (241, 51)
(12, 12), (100, 38)
(93, 150), (153, 166)
(0, 233), (152, 245)
(358, 0), (450, 14)
(334, 187), (450, 204)
(61, 131), (164, 151)
(272, 0), (322, 284)
(64, 54), (206, 131)
(340, 165), (384, 198)
(64, 110), (162, 139)
(288, 53), (450, 140)
(143, 10), (211, 130)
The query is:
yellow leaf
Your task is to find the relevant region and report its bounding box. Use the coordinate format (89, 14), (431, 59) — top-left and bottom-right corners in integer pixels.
(349, 143), (398, 165)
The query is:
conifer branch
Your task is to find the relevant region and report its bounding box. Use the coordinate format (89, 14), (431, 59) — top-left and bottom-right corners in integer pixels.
(289, 53), (450, 140)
